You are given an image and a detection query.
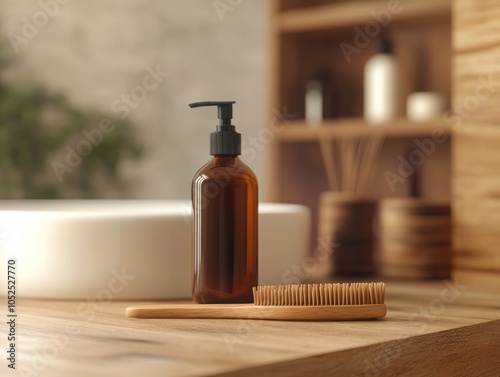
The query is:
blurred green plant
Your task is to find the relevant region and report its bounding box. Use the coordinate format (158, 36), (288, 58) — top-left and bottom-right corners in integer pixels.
(0, 51), (141, 199)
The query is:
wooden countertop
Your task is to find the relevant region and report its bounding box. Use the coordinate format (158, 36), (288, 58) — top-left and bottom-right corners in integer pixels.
(6, 281), (500, 376)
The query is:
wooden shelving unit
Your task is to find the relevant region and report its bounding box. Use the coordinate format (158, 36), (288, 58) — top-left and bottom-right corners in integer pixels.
(276, 118), (452, 142)
(279, 0), (451, 34)
(266, 0), (452, 251)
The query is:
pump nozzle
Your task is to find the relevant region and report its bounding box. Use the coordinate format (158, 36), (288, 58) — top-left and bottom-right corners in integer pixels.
(189, 101), (235, 126)
(189, 100), (241, 156)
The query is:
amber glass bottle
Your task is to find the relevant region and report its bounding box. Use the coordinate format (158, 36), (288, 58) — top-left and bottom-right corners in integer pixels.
(189, 101), (258, 304)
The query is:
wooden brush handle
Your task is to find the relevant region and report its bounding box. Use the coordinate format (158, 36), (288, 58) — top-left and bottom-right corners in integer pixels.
(126, 304), (386, 321)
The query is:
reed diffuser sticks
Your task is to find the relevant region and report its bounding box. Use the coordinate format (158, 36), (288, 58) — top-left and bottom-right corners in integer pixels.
(319, 136), (384, 193)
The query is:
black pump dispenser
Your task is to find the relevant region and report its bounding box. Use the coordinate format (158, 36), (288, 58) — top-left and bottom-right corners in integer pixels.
(189, 101), (241, 156)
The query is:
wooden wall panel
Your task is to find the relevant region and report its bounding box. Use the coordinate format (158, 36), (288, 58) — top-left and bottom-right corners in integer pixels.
(454, 0), (500, 124)
(453, 0), (500, 287)
(453, 125), (500, 286)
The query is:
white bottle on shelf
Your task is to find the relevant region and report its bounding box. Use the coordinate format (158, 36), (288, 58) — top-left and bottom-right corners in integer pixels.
(305, 79), (323, 126)
(364, 36), (398, 125)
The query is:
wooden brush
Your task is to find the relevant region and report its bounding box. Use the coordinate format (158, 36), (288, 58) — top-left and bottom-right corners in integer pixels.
(125, 282), (386, 321)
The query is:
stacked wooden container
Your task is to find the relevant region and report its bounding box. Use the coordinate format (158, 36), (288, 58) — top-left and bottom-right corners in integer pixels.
(379, 198), (452, 279)
(318, 192), (376, 276)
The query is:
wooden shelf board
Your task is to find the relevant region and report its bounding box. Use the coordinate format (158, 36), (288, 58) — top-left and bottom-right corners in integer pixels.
(279, 0), (451, 34)
(276, 118), (452, 141)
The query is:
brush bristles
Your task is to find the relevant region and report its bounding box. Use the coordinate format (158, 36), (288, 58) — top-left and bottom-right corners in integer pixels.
(252, 283), (385, 306)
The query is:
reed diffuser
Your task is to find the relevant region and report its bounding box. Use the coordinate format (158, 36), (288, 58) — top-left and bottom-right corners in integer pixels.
(319, 136), (384, 194)
(317, 136), (384, 276)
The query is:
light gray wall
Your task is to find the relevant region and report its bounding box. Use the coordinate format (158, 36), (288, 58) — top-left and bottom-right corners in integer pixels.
(0, 0), (267, 199)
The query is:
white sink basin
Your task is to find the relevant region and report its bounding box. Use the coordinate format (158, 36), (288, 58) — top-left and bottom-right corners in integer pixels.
(0, 200), (310, 299)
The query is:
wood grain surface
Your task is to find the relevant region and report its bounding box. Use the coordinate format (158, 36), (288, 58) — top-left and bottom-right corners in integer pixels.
(4, 281), (499, 377)
(453, 0), (500, 288)
(454, 0), (500, 124)
(453, 124), (500, 287)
